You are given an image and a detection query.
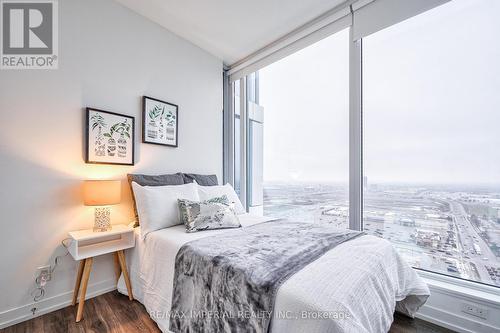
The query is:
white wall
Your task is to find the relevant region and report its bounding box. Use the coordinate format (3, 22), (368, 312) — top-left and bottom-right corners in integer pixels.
(0, 0), (222, 327)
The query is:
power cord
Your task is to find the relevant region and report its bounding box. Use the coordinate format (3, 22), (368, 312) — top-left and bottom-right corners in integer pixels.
(51, 238), (72, 274)
(30, 238), (72, 315)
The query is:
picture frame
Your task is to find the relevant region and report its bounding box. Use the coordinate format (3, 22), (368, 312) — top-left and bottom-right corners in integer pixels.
(85, 108), (135, 165)
(142, 96), (178, 147)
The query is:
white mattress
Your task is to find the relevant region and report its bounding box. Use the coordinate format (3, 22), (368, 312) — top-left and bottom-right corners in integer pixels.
(118, 214), (429, 333)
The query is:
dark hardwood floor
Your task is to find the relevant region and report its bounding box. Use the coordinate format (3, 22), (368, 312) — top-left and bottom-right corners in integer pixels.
(389, 313), (455, 333)
(2, 291), (455, 333)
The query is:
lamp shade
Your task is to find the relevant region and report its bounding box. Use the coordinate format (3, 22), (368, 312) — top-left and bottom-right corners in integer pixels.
(83, 180), (121, 206)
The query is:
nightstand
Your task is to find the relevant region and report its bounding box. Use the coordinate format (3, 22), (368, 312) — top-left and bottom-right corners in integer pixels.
(68, 224), (135, 322)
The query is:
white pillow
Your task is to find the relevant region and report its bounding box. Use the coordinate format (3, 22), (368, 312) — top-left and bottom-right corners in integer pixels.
(197, 183), (245, 214)
(132, 182), (199, 238)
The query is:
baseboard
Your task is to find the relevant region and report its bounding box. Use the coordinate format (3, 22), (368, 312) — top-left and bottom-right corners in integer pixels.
(417, 304), (471, 333)
(0, 279), (116, 329)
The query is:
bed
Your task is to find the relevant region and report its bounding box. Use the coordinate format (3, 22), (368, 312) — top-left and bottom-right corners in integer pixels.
(117, 213), (430, 333)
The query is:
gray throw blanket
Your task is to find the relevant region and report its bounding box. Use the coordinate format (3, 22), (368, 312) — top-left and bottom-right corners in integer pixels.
(170, 221), (364, 333)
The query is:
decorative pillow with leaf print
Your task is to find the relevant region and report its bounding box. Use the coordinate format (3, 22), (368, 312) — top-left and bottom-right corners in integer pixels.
(178, 195), (241, 233)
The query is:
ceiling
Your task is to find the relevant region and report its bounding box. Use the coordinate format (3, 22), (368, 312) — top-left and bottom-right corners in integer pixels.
(114, 0), (347, 65)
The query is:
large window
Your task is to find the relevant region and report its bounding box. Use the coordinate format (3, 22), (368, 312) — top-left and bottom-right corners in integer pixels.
(363, 0), (500, 286)
(258, 28), (350, 226)
(227, 0), (500, 288)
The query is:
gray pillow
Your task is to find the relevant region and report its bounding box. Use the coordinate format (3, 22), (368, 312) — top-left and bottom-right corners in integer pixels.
(178, 195), (240, 233)
(128, 173), (184, 187)
(182, 173), (218, 186)
(128, 173), (185, 226)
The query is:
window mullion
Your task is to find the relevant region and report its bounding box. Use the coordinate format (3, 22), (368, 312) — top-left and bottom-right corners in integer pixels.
(349, 29), (363, 231)
(239, 77), (248, 211)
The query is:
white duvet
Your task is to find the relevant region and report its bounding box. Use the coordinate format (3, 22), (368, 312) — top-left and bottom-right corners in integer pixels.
(118, 214), (430, 333)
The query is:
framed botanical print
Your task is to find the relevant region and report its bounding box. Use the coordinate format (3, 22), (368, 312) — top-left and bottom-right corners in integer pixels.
(85, 108), (135, 165)
(142, 96), (178, 147)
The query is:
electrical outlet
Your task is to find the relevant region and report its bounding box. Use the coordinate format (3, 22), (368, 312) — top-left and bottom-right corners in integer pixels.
(37, 265), (52, 284)
(461, 303), (488, 319)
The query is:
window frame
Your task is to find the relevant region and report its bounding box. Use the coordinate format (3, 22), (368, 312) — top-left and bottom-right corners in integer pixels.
(223, 22), (500, 291)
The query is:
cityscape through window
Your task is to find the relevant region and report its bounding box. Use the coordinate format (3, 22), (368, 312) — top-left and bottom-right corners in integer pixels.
(250, 0), (500, 287)
(259, 28), (350, 228)
(363, 0), (500, 286)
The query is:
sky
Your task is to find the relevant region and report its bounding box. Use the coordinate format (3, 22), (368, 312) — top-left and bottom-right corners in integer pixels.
(259, 0), (500, 185)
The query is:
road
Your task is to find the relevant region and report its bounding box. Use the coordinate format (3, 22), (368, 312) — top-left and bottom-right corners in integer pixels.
(448, 200), (498, 284)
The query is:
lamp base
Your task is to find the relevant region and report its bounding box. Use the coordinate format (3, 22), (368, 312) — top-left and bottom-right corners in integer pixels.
(93, 207), (112, 232)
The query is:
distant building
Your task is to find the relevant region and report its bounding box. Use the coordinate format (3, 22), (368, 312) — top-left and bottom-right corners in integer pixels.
(399, 217), (416, 227)
(415, 229), (441, 248)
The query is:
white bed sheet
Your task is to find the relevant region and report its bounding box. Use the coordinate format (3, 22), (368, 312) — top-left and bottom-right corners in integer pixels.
(118, 214), (429, 333)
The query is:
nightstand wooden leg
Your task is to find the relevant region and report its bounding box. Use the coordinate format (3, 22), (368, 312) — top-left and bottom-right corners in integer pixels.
(116, 250), (133, 300)
(76, 257), (93, 322)
(113, 252), (121, 283)
(72, 260), (85, 306)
